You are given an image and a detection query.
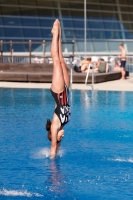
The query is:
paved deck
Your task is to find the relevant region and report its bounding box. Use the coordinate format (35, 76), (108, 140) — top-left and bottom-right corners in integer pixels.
(0, 75), (132, 91)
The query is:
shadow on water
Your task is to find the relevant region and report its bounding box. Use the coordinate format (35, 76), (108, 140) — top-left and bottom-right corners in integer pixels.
(46, 160), (65, 193)
(44, 159), (76, 200)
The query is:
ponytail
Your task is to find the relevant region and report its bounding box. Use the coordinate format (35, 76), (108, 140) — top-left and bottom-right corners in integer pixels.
(46, 119), (52, 141)
(46, 119), (51, 131)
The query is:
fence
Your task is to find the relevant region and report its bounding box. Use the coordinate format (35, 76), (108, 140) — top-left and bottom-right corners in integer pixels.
(0, 40), (74, 64)
(125, 56), (133, 73)
(0, 40), (133, 74)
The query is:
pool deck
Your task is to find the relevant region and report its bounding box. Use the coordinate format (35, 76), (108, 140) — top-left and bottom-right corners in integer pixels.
(0, 75), (133, 91)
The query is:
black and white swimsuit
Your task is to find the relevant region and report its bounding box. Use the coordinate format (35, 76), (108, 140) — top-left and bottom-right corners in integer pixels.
(51, 86), (71, 126)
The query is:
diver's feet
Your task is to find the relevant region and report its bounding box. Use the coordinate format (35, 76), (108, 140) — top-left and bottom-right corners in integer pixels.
(53, 19), (62, 39)
(57, 20), (62, 39)
(51, 19), (59, 36)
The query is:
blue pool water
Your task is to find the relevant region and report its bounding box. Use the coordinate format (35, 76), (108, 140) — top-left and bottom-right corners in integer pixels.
(0, 88), (133, 200)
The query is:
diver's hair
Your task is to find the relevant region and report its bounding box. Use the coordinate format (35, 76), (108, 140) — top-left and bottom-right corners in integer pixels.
(119, 44), (124, 47)
(100, 58), (104, 61)
(46, 119), (51, 131)
(46, 119), (52, 141)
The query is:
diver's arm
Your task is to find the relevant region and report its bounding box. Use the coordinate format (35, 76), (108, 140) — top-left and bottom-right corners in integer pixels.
(50, 124), (58, 159)
(56, 141), (61, 154)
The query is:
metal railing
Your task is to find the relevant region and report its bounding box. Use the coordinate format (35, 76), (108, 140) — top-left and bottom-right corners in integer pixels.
(0, 40), (75, 64)
(85, 63), (95, 90)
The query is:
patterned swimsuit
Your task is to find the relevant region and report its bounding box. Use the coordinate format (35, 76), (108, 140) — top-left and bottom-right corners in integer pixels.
(51, 85), (71, 126)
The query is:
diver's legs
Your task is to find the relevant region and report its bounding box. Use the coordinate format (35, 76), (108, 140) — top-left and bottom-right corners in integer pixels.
(51, 19), (65, 93)
(58, 21), (70, 88)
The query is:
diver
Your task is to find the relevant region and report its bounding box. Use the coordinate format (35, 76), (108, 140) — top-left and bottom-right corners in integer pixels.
(46, 19), (71, 159)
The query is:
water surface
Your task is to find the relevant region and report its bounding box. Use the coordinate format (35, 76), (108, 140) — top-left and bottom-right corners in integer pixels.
(0, 89), (133, 200)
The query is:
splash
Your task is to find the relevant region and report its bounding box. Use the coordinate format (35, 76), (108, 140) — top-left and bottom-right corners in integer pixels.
(35, 148), (50, 158)
(32, 148), (64, 159)
(109, 157), (133, 163)
(0, 189), (43, 197)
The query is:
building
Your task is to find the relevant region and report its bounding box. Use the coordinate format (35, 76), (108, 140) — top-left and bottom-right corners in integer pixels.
(0, 0), (133, 55)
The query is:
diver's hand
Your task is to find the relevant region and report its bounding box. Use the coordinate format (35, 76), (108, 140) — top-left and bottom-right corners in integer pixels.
(50, 145), (56, 159)
(57, 129), (64, 142)
(50, 153), (56, 159)
(50, 124), (58, 159)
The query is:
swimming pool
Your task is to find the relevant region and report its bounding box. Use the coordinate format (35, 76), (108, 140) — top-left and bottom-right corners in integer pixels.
(0, 88), (133, 200)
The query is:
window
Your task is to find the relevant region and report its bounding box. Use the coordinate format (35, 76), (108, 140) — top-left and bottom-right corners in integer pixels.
(87, 4), (100, 10)
(10, 39), (27, 52)
(86, 41), (93, 52)
(121, 14), (131, 21)
(2, 16), (22, 26)
(62, 43), (73, 52)
(87, 11), (102, 19)
(4, 27), (23, 38)
(106, 31), (123, 39)
(122, 23), (133, 31)
(37, 0), (55, 7)
(20, 7), (38, 16)
(71, 10), (84, 19)
(1, 40), (7, 52)
(104, 21), (121, 30)
(119, 6), (129, 12)
(59, 2), (70, 9)
(18, 0), (36, 6)
(64, 29), (75, 38)
(38, 8), (58, 17)
(77, 40), (85, 52)
(41, 29), (51, 39)
(127, 14), (133, 21)
(39, 18), (54, 28)
(62, 20), (74, 28)
(108, 41), (122, 51)
(61, 10), (71, 19)
(126, 41), (133, 52)
(100, 5), (117, 12)
(31, 43), (43, 52)
(23, 28), (42, 38)
(22, 17), (40, 27)
(87, 30), (91, 38)
(87, 0), (99, 2)
(102, 12), (119, 21)
(93, 41), (107, 51)
(120, 0), (133, 5)
(91, 30), (106, 39)
(89, 20), (104, 29)
(0, 17), (3, 25)
(75, 30), (84, 38)
(0, 0), (133, 53)
(2, 0), (18, 5)
(0, 26), (4, 37)
(99, 0), (116, 3)
(1, 6), (20, 15)
(124, 31), (133, 39)
(70, 2), (84, 9)
(73, 20), (84, 29)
